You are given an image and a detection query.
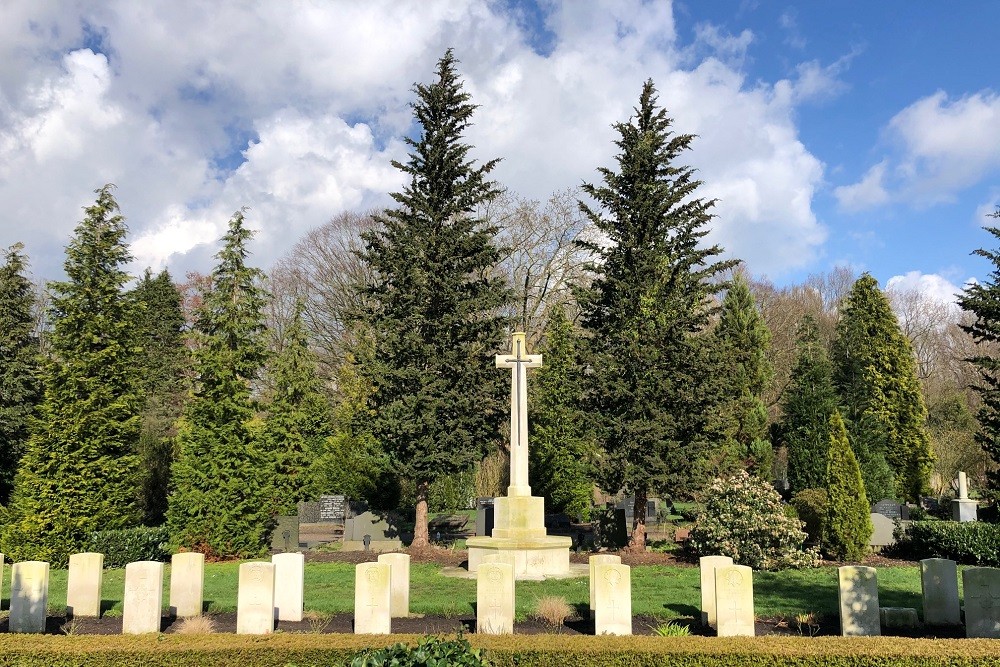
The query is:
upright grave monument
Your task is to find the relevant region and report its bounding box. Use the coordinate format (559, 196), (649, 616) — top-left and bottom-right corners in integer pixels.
(169, 552), (205, 618)
(66, 552), (104, 618)
(10, 561), (49, 634)
(838, 565), (880, 636)
(952, 471), (978, 522)
(715, 564), (755, 637)
(963, 567), (1000, 638)
(920, 558), (961, 626)
(123, 561), (164, 634)
(467, 332), (571, 579)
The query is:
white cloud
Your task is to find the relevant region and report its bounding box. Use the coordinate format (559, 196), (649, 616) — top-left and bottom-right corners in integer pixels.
(886, 270), (964, 306)
(834, 160), (890, 211)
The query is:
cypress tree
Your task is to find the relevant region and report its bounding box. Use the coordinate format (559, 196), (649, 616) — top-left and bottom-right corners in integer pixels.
(0, 243), (42, 505)
(781, 315), (838, 492)
(831, 273), (932, 501)
(357, 50), (510, 547)
(1, 186), (144, 565)
(822, 411), (872, 561)
(578, 80), (738, 550)
(165, 210), (273, 558)
(715, 273), (774, 476)
(529, 306), (595, 520)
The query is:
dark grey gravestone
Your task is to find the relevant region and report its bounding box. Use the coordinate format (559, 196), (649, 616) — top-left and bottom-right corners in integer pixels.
(872, 499), (908, 521)
(595, 506), (628, 549)
(298, 501), (321, 523)
(270, 515), (300, 552)
(476, 497), (495, 537)
(348, 511), (400, 541)
(319, 494), (346, 522)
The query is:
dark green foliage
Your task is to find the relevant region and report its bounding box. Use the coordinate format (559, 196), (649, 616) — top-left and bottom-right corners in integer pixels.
(0, 243), (42, 504)
(263, 299), (333, 515)
(86, 526), (170, 568)
(357, 51), (510, 544)
(131, 268), (187, 525)
(891, 520), (1000, 566)
(0, 186), (144, 566)
(831, 273), (932, 501)
(789, 488), (827, 544)
(577, 80), (737, 546)
(780, 316), (838, 492)
(165, 210), (273, 559)
(958, 211), (1000, 502)
(529, 306), (595, 520)
(822, 411), (872, 561)
(351, 634), (489, 667)
(715, 274), (774, 476)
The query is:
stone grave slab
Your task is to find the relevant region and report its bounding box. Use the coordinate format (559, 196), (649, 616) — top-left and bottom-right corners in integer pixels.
(594, 562), (631, 635)
(67, 552), (103, 618)
(880, 607), (919, 628)
(589, 554), (621, 615)
(838, 565), (880, 636)
(871, 499), (908, 520)
(699, 555), (733, 627)
(270, 515), (300, 552)
(272, 553), (304, 622)
(354, 562), (391, 634)
(10, 561), (50, 633)
(378, 553), (410, 618)
(963, 567), (1000, 638)
(123, 561), (164, 634)
(477, 561), (514, 635)
(715, 564), (754, 637)
(169, 552), (205, 618)
(237, 562), (275, 634)
(868, 513), (896, 547)
(920, 558), (960, 626)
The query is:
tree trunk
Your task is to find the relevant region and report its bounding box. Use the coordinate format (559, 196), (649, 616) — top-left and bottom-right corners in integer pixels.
(411, 480), (430, 548)
(628, 488), (647, 552)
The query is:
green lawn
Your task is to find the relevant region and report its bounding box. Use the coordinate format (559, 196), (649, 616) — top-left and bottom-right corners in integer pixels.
(1, 560), (946, 622)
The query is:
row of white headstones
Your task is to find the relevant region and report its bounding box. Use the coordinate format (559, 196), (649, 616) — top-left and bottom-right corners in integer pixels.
(700, 555), (1000, 638)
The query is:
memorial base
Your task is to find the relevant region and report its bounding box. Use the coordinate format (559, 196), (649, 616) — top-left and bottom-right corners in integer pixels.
(466, 494), (571, 579)
(952, 498), (978, 522)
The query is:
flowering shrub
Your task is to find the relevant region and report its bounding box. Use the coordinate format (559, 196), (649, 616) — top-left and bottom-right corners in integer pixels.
(688, 470), (819, 570)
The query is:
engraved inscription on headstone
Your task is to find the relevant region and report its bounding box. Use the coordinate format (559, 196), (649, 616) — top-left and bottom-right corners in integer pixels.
(319, 494), (346, 522)
(715, 565), (754, 637)
(476, 562), (514, 635)
(237, 562), (275, 634)
(354, 562), (391, 634)
(594, 563), (631, 635)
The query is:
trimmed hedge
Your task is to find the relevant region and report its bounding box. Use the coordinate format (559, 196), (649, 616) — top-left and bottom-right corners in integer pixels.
(2, 634), (1000, 667)
(86, 526), (170, 568)
(890, 520), (1000, 566)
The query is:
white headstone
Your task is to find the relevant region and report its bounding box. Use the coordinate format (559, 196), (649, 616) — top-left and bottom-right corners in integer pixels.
(378, 553), (410, 618)
(920, 558), (960, 626)
(237, 562), (275, 634)
(963, 567), (1000, 638)
(594, 562), (631, 636)
(477, 561), (514, 634)
(714, 564), (755, 637)
(354, 562), (391, 634)
(589, 554), (622, 614)
(838, 565), (880, 636)
(699, 555), (733, 627)
(123, 561), (164, 634)
(169, 552), (205, 618)
(271, 552), (304, 622)
(10, 561), (49, 633)
(67, 552), (104, 618)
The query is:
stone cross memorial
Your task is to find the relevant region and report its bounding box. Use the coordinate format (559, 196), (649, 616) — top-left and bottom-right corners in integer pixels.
(10, 560), (50, 634)
(169, 552), (205, 618)
(715, 564), (755, 637)
(838, 566), (880, 636)
(67, 552), (104, 618)
(123, 561), (164, 634)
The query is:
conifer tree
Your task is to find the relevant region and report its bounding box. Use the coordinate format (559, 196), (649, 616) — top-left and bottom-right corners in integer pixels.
(529, 306), (595, 520)
(166, 210), (273, 558)
(0, 243), (42, 505)
(1, 186), (143, 565)
(263, 298), (333, 515)
(357, 51), (510, 547)
(831, 273), (932, 501)
(958, 209), (1000, 501)
(715, 273), (774, 476)
(822, 411), (872, 561)
(578, 80), (738, 550)
(781, 315), (838, 492)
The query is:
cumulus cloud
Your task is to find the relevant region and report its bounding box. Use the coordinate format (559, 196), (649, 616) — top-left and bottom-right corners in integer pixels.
(886, 270), (965, 306)
(834, 160), (890, 211)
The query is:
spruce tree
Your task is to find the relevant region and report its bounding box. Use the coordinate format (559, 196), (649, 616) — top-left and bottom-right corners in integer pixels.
(781, 315), (838, 492)
(263, 298), (333, 515)
(957, 209), (1000, 501)
(357, 50), (510, 547)
(1, 186), (144, 565)
(831, 273), (932, 501)
(822, 411), (872, 561)
(578, 80), (738, 550)
(0, 243), (42, 505)
(529, 306), (595, 520)
(165, 210), (273, 558)
(715, 273), (774, 476)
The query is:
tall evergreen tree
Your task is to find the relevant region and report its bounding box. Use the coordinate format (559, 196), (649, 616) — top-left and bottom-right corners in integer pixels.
(0, 243), (42, 505)
(357, 51), (510, 548)
(0, 186), (144, 565)
(263, 298), (333, 515)
(715, 273), (774, 476)
(822, 411), (872, 561)
(957, 209), (1000, 501)
(831, 273), (932, 501)
(132, 268), (187, 525)
(529, 306), (595, 520)
(781, 315), (838, 492)
(165, 210), (273, 558)
(578, 80), (738, 550)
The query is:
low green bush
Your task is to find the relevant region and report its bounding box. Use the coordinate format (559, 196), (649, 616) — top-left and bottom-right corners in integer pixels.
(86, 526), (170, 568)
(790, 488), (827, 544)
(351, 634), (488, 666)
(889, 520), (1000, 565)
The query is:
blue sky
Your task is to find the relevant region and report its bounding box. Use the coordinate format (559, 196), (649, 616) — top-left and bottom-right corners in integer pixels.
(1, 1), (998, 304)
